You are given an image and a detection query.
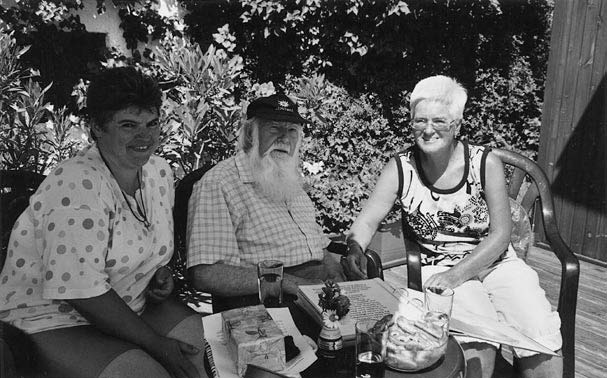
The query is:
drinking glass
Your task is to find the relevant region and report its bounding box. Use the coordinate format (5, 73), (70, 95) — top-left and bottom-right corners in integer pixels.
(257, 260), (283, 307)
(424, 286), (454, 318)
(355, 319), (386, 378)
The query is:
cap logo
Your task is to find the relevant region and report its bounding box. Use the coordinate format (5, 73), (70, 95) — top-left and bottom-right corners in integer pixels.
(276, 99), (294, 113)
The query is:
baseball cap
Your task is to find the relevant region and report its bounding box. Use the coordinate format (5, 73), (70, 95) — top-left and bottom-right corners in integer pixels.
(246, 93), (310, 124)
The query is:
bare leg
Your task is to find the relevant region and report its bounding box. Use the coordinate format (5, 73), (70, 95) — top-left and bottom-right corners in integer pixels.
(27, 297), (206, 378)
(99, 349), (169, 378)
(517, 350), (563, 378)
(1, 337), (17, 378)
(1, 321), (36, 377)
(30, 325), (169, 378)
(141, 297), (207, 378)
(462, 342), (497, 378)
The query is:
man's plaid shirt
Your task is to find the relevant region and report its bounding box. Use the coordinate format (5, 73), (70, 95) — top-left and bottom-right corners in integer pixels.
(186, 151), (328, 268)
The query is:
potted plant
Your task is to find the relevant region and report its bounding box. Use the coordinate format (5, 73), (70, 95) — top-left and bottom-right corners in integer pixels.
(317, 280), (350, 357)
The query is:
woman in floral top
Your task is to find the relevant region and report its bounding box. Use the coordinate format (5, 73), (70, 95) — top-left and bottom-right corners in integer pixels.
(344, 75), (562, 378)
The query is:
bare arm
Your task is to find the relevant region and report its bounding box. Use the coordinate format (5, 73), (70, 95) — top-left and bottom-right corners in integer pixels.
(425, 152), (512, 289)
(344, 159), (400, 279)
(67, 289), (199, 378)
(188, 263), (322, 298)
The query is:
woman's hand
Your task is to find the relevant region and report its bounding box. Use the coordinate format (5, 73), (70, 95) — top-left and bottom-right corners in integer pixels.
(147, 336), (200, 378)
(342, 239), (367, 280)
(423, 269), (464, 290)
(147, 266), (174, 303)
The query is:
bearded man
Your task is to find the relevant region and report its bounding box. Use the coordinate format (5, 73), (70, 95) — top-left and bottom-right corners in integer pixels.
(186, 94), (345, 311)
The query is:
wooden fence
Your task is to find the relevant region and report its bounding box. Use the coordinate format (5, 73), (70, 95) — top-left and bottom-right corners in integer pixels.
(538, 0), (607, 264)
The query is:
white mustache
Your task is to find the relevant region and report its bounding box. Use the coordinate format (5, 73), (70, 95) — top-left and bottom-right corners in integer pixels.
(269, 144), (290, 153)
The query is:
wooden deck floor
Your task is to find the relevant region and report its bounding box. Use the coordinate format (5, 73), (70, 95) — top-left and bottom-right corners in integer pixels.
(383, 246), (607, 378)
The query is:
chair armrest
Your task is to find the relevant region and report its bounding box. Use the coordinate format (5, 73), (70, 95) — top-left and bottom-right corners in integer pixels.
(364, 249), (384, 280)
(327, 235), (383, 280)
(404, 239), (423, 291)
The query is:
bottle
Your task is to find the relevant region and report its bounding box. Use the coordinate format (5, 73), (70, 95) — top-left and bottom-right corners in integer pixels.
(317, 321), (343, 358)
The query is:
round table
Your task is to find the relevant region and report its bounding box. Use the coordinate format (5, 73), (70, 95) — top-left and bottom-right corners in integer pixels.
(204, 298), (466, 378)
(302, 335), (466, 378)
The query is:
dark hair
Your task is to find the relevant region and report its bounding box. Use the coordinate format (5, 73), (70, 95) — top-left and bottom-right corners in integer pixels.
(86, 66), (162, 136)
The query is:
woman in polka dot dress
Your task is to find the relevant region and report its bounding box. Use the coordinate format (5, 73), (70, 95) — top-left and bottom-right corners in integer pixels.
(0, 67), (206, 378)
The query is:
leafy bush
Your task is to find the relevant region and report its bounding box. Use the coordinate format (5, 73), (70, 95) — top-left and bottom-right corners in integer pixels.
(151, 37), (245, 178)
(290, 74), (407, 233)
(465, 55), (542, 157)
(0, 31), (88, 173)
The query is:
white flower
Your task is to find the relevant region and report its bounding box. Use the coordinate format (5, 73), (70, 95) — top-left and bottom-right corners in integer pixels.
(251, 82), (276, 97)
(303, 161), (324, 175)
(322, 310), (341, 329)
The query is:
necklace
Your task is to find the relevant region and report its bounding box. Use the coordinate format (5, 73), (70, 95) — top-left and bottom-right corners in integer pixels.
(122, 171), (151, 229)
(98, 149), (151, 229)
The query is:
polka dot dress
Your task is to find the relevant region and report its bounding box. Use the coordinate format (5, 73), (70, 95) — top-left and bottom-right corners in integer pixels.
(0, 145), (174, 334)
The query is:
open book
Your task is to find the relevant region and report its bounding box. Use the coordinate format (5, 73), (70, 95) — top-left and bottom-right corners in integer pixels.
(296, 278), (400, 341)
(296, 278), (558, 355)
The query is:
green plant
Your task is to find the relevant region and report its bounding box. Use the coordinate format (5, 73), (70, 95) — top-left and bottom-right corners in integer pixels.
(39, 106), (89, 168)
(0, 75), (53, 172)
(0, 31), (87, 172)
(151, 37), (245, 178)
(465, 55), (542, 157)
(318, 280), (350, 319)
(0, 1), (85, 39)
(290, 74), (406, 233)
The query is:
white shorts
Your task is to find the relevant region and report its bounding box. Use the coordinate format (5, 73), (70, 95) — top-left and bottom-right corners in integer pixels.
(422, 255), (562, 358)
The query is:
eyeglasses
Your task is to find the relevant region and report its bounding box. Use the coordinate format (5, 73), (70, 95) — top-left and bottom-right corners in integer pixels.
(410, 118), (456, 131)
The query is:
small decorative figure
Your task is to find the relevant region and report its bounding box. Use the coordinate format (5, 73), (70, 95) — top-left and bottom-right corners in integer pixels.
(316, 280), (350, 357)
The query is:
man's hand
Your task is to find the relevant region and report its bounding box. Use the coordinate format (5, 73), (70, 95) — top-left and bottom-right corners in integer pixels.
(323, 249), (347, 282)
(342, 238), (367, 280)
(148, 336), (200, 378)
(147, 266), (174, 303)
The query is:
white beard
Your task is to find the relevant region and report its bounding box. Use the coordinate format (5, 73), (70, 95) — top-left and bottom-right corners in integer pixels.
(248, 146), (304, 203)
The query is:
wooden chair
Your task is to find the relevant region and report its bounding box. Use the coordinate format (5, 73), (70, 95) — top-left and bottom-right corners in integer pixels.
(363, 148), (580, 378)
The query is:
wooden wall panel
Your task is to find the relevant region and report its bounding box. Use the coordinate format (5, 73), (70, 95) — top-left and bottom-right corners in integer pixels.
(538, 0), (607, 263)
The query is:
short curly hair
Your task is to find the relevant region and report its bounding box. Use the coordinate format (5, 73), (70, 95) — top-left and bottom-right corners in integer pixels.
(410, 75), (467, 120)
(86, 66), (162, 137)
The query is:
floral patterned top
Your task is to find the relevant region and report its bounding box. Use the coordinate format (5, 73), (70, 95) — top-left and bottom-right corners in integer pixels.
(397, 141), (502, 266)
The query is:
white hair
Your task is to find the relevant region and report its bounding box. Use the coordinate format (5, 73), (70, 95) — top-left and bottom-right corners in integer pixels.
(410, 75), (467, 120)
(246, 122), (304, 203)
(237, 117), (257, 153)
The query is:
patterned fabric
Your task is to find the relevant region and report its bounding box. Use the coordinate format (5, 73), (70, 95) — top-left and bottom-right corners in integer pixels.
(509, 198), (533, 260)
(186, 151), (328, 269)
(398, 140), (515, 266)
(0, 145), (174, 334)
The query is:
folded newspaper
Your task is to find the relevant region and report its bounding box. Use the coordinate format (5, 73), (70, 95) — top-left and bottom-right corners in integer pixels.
(296, 278), (557, 355)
